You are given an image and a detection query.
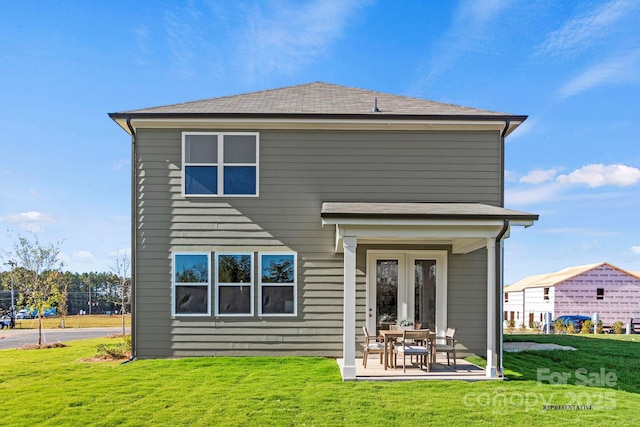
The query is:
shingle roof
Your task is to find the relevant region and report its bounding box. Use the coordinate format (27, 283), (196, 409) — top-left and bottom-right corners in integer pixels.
(110, 82), (520, 118)
(321, 202), (538, 221)
(504, 262), (640, 292)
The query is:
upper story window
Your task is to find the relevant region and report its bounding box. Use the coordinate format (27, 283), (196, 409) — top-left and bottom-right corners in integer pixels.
(182, 132), (259, 197)
(543, 287), (549, 300)
(504, 292), (509, 303)
(596, 288), (604, 300)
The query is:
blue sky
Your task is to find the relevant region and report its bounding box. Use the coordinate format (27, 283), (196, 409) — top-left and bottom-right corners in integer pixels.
(1, 0), (639, 284)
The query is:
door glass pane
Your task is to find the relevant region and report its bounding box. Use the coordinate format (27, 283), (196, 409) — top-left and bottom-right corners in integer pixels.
(376, 259), (398, 333)
(415, 260), (436, 331)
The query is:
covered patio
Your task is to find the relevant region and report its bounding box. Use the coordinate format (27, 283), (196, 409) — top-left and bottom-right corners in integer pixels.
(321, 202), (538, 381)
(338, 354), (490, 381)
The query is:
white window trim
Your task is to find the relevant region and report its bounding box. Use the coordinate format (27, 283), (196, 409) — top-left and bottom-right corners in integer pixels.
(214, 252), (254, 317)
(172, 252), (212, 317)
(182, 131), (260, 197)
(258, 252), (297, 317)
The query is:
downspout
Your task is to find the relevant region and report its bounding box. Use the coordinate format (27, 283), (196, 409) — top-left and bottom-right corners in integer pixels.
(495, 220), (509, 378)
(499, 120), (510, 208)
(126, 117), (137, 362)
(496, 120), (510, 377)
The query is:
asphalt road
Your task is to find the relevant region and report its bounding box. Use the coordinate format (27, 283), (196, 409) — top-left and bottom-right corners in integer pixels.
(0, 327), (129, 350)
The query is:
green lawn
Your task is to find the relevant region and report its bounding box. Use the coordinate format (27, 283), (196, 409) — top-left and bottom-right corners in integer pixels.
(13, 314), (131, 329)
(0, 335), (639, 426)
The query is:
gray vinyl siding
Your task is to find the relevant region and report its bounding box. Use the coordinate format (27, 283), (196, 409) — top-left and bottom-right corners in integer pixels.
(133, 129), (500, 358)
(448, 249), (488, 356)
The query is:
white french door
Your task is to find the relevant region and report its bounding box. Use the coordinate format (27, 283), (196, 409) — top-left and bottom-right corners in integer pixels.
(366, 250), (447, 337)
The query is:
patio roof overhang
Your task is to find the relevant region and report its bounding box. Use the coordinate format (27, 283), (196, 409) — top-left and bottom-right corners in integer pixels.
(321, 202), (538, 254)
(321, 202), (538, 381)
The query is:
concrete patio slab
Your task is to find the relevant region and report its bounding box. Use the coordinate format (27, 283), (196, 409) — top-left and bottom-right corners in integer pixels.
(337, 355), (495, 381)
(503, 342), (577, 352)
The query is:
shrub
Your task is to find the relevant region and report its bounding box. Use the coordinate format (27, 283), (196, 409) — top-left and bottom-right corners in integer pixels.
(506, 319), (515, 334)
(596, 320), (603, 334)
(96, 335), (131, 359)
(613, 321), (625, 334)
(531, 321), (541, 330)
(566, 323), (576, 334)
(553, 319), (566, 334)
(581, 320), (593, 334)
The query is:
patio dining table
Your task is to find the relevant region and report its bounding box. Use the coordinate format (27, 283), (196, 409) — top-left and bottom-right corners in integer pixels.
(379, 329), (436, 370)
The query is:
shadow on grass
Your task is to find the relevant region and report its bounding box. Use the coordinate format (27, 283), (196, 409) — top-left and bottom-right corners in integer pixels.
(503, 334), (640, 394)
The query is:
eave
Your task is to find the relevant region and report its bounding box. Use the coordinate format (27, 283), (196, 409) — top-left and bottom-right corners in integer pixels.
(108, 113), (527, 136)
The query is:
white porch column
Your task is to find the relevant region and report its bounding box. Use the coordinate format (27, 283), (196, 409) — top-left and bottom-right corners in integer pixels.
(342, 236), (357, 380)
(486, 238), (498, 378)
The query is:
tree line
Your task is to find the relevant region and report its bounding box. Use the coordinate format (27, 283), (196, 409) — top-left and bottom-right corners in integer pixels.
(1, 235), (131, 344)
(0, 270), (131, 315)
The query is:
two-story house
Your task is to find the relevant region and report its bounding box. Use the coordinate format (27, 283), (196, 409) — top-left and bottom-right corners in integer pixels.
(109, 82), (538, 380)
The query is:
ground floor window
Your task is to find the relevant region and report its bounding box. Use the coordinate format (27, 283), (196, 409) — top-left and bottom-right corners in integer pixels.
(173, 251), (296, 317)
(216, 253), (253, 315)
(259, 253), (297, 316)
(173, 253), (211, 316)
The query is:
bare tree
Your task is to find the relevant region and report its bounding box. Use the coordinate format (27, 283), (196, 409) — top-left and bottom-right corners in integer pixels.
(109, 250), (131, 336)
(9, 235), (64, 345)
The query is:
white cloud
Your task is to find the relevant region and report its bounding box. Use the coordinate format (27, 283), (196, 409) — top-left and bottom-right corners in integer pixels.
(423, 0), (511, 80)
(113, 159), (129, 171)
(164, 7), (204, 77)
(504, 170), (518, 183)
(240, 0), (369, 79)
(557, 49), (640, 98)
(507, 163), (640, 205)
(538, 0), (637, 56)
(631, 246), (640, 256)
(108, 248), (130, 259)
(519, 168), (559, 184)
(557, 164), (640, 188)
(1, 211), (55, 233)
(72, 251), (96, 263)
(505, 183), (563, 205)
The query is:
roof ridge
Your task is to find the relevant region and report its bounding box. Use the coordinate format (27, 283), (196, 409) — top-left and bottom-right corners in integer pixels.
(505, 262), (636, 291)
(112, 81), (514, 116)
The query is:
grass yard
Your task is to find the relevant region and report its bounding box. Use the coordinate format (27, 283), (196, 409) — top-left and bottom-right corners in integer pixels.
(0, 335), (639, 426)
(13, 314), (130, 329)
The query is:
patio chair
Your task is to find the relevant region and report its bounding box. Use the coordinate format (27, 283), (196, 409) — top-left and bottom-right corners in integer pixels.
(362, 326), (385, 368)
(394, 329), (431, 373)
(435, 327), (457, 367)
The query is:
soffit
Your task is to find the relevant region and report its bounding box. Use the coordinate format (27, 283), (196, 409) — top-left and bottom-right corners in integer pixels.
(321, 202), (538, 254)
